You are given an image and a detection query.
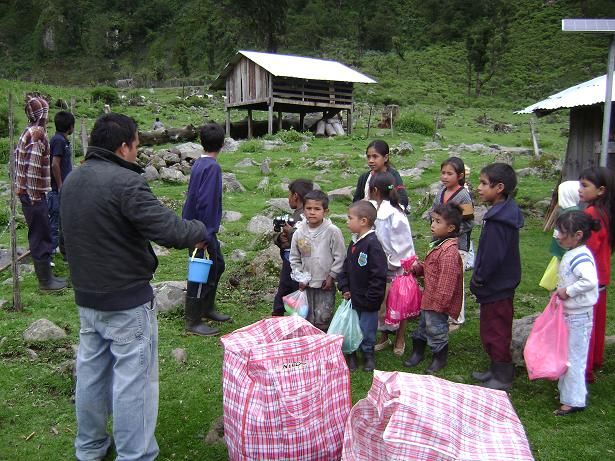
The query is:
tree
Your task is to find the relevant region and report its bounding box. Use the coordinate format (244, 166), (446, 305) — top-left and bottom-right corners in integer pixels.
(224, 0), (289, 52)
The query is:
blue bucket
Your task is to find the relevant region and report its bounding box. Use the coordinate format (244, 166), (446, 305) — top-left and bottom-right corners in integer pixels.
(187, 250), (213, 283)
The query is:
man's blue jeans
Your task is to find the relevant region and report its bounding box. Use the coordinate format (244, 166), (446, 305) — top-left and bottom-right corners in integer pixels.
(75, 301), (159, 461)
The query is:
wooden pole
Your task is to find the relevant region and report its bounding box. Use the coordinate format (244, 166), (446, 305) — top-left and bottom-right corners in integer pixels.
(390, 109), (394, 135)
(600, 35), (615, 167)
(299, 112), (305, 132)
(268, 104), (273, 135)
(277, 111), (283, 132)
(529, 118), (540, 158)
(247, 109), (253, 139)
(80, 119), (88, 157)
(347, 108), (352, 135)
(225, 109), (231, 137)
(8, 93), (22, 311)
(366, 106), (373, 138)
(70, 96), (76, 164)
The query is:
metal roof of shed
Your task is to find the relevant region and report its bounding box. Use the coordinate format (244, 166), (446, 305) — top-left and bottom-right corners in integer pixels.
(516, 74), (615, 114)
(210, 50), (377, 90)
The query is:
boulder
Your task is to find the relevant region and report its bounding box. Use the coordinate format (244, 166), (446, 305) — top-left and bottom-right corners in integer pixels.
(298, 143), (309, 153)
(235, 158), (257, 168)
(163, 151), (181, 165)
(222, 137), (240, 152)
(171, 348), (187, 363)
(511, 313), (541, 367)
(398, 168), (423, 180)
(144, 166), (160, 181)
(150, 155), (167, 170)
(515, 167), (541, 178)
(178, 161), (192, 176)
(23, 319), (67, 341)
(230, 249), (247, 262)
(263, 140), (285, 151)
(222, 211), (242, 222)
(260, 158), (272, 175)
(257, 177), (270, 190)
(392, 141), (414, 156)
(328, 186), (354, 201)
(248, 245), (282, 275)
(159, 167), (188, 183)
(153, 281), (186, 313)
(247, 215), (272, 234)
(266, 198), (292, 214)
(172, 142), (204, 162)
(423, 141), (442, 150)
(222, 173), (246, 193)
(415, 158), (435, 170)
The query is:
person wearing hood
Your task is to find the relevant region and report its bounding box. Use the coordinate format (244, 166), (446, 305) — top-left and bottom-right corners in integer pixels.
(289, 190), (346, 331)
(470, 163), (525, 391)
(14, 95), (66, 291)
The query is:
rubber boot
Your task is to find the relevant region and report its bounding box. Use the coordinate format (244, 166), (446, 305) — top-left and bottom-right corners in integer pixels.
(346, 352), (358, 372)
(185, 297), (219, 336)
(472, 364), (493, 382)
(481, 362), (514, 391)
(403, 338), (426, 368)
(33, 259), (67, 291)
(363, 352), (376, 372)
(201, 289), (231, 322)
(426, 344), (448, 374)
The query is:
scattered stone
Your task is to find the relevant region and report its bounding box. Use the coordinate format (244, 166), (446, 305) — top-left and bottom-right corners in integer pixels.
(20, 264), (34, 274)
(159, 167), (188, 183)
(511, 313), (541, 367)
(150, 155), (167, 170)
(204, 416), (225, 445)
(261, 158), (272, 175)
(0, 247), (29, 268)
(312, 160), (333, 168)
(493, 123), (514, 133)
(222, 211), (242, 222)
(144, 165), (160, 181)
(263, 140), (284, 151)
(173, 142), (205, 161)
(235, 158), (256, 168)
(25, 348), (38, 360)
(152, 281), (186, 313)
(247, 215), (273, 234)
(23, 319), (67, 341)
(222, 173), (246, 193)
(266, 198), (292, 214)
(328, 186), (354, 201)
(257, 177), (270, 191)
(423, 141), (442, 150)
(494, 151), (513, 165)
(163, 151), (181, 165)
(151, 243), (171, 257)
(398, 168), (423, 180)
(298, 143), (309, 153)
(391, 141), (414, 156)
(171, 348), (187, 363)
(515, 167), (541, 177)
(56, 359), (76, 379)
(415, 158), (435, 170)
(248, 245), (282, 275)
(230, 249), (247, 262)
(177, 161), (192, 176)
(222, 137), (240, 152)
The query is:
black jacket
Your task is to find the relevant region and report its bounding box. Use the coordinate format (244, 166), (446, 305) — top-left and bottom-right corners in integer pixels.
(337, 231), (387, 312)
(61, 147), (207, 311)
(470, 197), (524, 304)
(353, 168), (409, 211)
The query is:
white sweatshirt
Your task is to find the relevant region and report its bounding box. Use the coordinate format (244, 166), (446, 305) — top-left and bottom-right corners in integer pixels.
(558, 245), (599, 314)
(371, 200), (415, 272)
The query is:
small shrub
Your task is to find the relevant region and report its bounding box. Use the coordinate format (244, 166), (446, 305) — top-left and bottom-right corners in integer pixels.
(275, 128), (304, 143)
(239, 139), (261, 153)
(396, 112), (435, 136)
(0, 137), (10, 163)
(91, 86), (119, 105)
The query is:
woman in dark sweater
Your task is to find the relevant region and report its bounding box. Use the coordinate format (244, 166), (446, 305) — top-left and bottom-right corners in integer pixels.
(353, 140), (409, 212)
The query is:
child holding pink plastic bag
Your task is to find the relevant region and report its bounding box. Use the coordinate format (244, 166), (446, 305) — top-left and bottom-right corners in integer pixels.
(552, 210), (600, 416)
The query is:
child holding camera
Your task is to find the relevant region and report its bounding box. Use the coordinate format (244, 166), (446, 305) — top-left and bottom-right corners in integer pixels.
(272, 179), (314, 316)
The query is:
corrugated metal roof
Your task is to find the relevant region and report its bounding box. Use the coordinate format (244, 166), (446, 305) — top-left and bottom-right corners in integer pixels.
(210, 50), (377, 89)
(516, 74), (615, 114)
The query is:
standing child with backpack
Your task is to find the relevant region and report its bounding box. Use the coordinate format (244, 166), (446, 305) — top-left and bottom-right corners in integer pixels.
(578, 167), (615, 383)
(552, 211), (599, 416)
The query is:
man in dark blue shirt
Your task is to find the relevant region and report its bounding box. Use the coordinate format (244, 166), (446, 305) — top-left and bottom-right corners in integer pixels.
(48, 111), (74, 257)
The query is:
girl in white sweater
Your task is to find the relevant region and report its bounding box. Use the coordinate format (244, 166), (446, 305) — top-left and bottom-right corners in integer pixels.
(553, 210), (600, 416)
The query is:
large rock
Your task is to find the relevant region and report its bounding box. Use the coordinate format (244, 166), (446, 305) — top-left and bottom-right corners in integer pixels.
(23, 319), (67, 341)
(153, 281), (186, 313)
(235, 158), (257, 168)
(222, 137), (240, 152)
(398, 168), (423, 180)
(247, 215), (272, 234)
(263, 140), (285, 151)
(261, 158), (272, 175)
(511, 313), (541, 367)
(248, 245), (282, 275)
(391, 141), (414, 156)
(257, 177), (270, 191)
(222, 211), (242, 222)
(222, 173), (246, 193)
(266, 198), (292, 214)
(159, 167), (188, 183)
(328, 186), (354, 201)
(150, 155), (167, 170)
(144, 165), (160, 181)
(415, 158), (435, 170)
(172, 142), (204, 162)
(163, 151), (181, 165)
(230, 249), (247, 262)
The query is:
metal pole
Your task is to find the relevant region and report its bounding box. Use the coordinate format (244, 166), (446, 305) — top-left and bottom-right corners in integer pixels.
(8, 93), (22, 311)
(600, 35), (615, 167)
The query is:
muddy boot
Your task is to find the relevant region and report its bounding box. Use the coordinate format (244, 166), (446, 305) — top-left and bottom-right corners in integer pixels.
(472, 364), (493, 382)
(185, 297), (219, 336)
(481, 362), (514, 391)
(346, 352), (358, 372)
(363, 352), (376, 372)
(33, 259), (67, 291)
(202, 290), (231, 322)
(426, 344), (448, 374)
(403, 338), (426, 368)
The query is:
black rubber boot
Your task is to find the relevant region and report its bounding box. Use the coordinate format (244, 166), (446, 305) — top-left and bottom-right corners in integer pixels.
(201, 290), (231, 322)
(363, 352), (376, 372)
(403, 338), (426, 368)
(426, 344), (449, 374)
(472, 364), (493, 382)
(33, 259), (67, 291)
(346, 352), (358, 372)
(481, 362), (514, 391)
(185, 297), (219, 336)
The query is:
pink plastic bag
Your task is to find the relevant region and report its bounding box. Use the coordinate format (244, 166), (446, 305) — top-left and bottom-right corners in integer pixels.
(524, 294), (569, 380)
(385, 256), (422, 324)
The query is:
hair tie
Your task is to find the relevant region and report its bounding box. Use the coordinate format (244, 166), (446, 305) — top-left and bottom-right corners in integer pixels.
(387, 184), (394, 190)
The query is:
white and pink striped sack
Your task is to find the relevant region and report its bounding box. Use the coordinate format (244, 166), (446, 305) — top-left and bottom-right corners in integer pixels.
(342, 371), (534, 461)
(221, 316), (352, 461)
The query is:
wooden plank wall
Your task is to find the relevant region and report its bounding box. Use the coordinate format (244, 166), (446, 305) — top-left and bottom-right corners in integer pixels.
(272, 78), (353, 108)
(563, 105), (602, 180)
(226, 57), (270, 105)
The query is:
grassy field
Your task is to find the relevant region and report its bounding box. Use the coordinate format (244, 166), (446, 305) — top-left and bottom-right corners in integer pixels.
(0, 83), (614, 460)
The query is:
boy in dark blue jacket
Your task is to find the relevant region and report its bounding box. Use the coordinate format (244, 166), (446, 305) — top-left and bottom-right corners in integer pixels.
(338, 201), (388, 372)
(182, 123), (231, 336)
(470, 163), (524, 391)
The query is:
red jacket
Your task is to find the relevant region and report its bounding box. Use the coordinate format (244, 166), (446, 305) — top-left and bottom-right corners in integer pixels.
(415, 238), (463, 319)
(585, 205), (611, 286)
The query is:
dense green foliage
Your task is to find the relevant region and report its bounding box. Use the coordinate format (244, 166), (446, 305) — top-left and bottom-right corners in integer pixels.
(0, 0), (611, 104)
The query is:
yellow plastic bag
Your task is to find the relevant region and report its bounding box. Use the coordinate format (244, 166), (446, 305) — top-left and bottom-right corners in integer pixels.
(539, 256), (559, 291)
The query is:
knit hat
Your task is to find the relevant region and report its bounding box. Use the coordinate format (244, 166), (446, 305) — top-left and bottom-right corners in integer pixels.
(24, 96), (49, 126)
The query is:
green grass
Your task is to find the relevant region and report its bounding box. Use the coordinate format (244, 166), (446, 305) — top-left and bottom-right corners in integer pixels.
(1, 86), (614, 460)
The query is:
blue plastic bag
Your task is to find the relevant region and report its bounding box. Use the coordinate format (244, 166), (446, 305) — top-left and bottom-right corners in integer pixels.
(328, 299), (363, 354)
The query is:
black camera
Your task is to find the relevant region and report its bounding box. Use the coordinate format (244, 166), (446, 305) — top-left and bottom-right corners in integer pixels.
(273, 214), (297, 232)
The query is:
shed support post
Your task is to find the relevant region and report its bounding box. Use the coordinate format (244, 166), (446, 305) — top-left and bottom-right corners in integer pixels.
(268, 103), (274, 135)
(299, 112), (305, 132)
(278, 111), (283, 132)
(225, 109), (231, 137)
(247, 109), (253, 139)
(347, 108), (352, 135)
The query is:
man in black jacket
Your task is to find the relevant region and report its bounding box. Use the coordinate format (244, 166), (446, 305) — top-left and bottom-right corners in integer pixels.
(61, 113), (208, 461)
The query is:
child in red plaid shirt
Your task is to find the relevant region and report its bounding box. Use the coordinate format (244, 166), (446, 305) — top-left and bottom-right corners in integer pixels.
(404, 203), (463, 373)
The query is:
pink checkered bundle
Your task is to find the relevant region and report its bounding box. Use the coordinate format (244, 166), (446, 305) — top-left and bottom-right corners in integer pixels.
(342, 371), (534, 461)
(221, 316), (352, 460)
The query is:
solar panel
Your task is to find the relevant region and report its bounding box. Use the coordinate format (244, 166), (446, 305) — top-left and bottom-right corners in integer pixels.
(562, 19), (615, 33)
